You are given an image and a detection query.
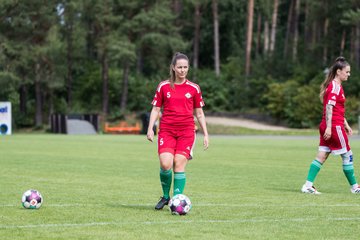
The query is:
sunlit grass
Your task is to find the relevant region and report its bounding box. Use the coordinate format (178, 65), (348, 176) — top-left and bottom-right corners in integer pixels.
(1, 134), (360, 239)
(206, 123), (319, 135)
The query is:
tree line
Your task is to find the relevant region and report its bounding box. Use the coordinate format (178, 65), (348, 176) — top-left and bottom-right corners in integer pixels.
(1, 0), (360, 129)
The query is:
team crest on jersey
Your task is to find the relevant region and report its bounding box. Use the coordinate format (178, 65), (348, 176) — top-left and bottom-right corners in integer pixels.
(185, 93), (192, 99)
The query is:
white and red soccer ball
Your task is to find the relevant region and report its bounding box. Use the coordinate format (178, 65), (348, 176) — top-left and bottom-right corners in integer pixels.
(22, 189), (43, 209)
(169, 194), (192, 215)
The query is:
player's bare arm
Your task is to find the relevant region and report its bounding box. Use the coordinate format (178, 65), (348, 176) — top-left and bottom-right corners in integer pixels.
(344, 118), (353, 135)
(324, 104), (333, 140)
(147, 106), (161, 142)
(194, 108), (209, 150)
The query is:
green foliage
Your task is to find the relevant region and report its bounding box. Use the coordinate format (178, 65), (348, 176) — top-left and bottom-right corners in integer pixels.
(221, 56), (246, 110)
(129, 1), (188, 76)
(341, 8), (360, 25)
(343, 68), (360, 97)
(73, 62), (124, 113)
(0, 72), (20, 100)
(345, 96), (360, 125)
(13, 98), (36, 128)
(263, 81), (297, 121)
(72, 62), (102, 113)
(263, 81), (322, 128)
(192, 69), (230, 112)
(290, 85), (322, 128)
(1, 0), (360, 129)
(127, 74), (159, 112)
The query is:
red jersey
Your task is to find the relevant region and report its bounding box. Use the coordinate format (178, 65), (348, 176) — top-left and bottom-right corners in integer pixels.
(151, 79), (205, 130)
(321, 80), (345, 126)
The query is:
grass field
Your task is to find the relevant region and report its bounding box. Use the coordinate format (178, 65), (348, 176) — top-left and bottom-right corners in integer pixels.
(1, 134), (360, 239)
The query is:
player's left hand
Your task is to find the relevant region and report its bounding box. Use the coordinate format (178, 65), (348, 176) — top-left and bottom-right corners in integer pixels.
(203, 135), (209, 150)
(346, 126), (353, 136)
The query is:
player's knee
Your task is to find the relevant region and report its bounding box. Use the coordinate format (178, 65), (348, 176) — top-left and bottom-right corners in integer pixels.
(341, 150), (353, 165)
(160, 160), (173, 170)
(315, 155), (327, 163)
(173, 156), (187, 172)
(315, 151), (329, 163)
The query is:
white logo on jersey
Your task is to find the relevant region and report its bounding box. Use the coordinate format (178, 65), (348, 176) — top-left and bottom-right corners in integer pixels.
(186, 146), (191, 151)
(185, 93), (192, 98)
(331, 96), (336, 100)
(167, 92), (171, 98)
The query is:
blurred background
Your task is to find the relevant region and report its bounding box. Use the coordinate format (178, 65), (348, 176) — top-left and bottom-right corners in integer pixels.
(1, 0), (360, 132)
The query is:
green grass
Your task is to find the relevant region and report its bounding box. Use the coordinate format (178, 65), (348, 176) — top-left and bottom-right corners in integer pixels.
(206, 124), (319, 135)
(1, 134), (360, 239)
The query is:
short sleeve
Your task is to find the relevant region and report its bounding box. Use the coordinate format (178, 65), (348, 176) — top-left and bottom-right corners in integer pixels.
(193, 87), (205, 108)
(152, 81), (170, 107)
(151, 87), (163, 107)
(325, 82), (340, 106)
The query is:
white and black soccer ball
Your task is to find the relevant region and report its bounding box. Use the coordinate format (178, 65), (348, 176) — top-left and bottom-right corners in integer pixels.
(169, 194), (192, 215)
(21, 189), (43, 209)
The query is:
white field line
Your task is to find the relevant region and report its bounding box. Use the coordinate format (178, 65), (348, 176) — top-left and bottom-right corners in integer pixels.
(2, 217), (360, 229)
(2, 203), (360, 207)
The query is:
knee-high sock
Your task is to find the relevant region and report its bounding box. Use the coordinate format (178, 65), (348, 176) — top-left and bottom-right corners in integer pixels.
(173, 172), (186, 196)
(160, 168), (172, 198)
(306, 160), (323, 183)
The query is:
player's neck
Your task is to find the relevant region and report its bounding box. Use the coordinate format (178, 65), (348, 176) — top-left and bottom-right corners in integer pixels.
(333, 77), (341, 85)
(175, 78), (186, 85)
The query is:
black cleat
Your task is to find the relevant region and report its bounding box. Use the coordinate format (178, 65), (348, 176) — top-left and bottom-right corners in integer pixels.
(155, 196), (170, 210)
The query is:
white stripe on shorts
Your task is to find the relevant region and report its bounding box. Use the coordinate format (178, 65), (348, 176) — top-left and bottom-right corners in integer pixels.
(336, 125), (346, 149)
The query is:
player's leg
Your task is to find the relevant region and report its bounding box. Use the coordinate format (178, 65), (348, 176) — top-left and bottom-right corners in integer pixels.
(159, 153), (174, 198)
(155, 131), (176, 210)
(302, 123), (330, 194)
(331, 125), (360, 193)
(173, 129), (196, 196)
(301, 151), (329, 194)
(340, 150), (360, 193)
(173, 154), (188, 196)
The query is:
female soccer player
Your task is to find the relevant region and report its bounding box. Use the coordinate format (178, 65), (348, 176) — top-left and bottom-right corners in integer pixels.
(147, 52), (209, 210)
(301, 56), (360, 194)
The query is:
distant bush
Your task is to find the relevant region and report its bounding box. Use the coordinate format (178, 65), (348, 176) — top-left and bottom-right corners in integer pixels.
(345, 96), (360, 126)
(263, 81), (322, 128)
(191, 69), (230, 112)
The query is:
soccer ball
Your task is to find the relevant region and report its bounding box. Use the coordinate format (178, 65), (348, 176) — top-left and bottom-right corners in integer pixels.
(21, 189), (43, 209)
(169, 194), (192, 215)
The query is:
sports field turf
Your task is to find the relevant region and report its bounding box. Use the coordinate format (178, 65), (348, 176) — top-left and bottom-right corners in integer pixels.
(1, 134), (360, 239)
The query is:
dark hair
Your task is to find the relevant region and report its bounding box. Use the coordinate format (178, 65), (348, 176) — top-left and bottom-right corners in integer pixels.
(320, 56), (349, 101)
(169, 52), (189, 88)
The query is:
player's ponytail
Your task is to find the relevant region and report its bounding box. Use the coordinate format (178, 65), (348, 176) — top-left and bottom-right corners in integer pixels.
(319, 56), (349, 102)
(169, 52), (189, 89)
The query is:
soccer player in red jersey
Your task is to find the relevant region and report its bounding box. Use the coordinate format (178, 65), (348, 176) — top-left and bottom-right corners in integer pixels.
(147, 52), (209, 210)
(301, 57), (360, 194)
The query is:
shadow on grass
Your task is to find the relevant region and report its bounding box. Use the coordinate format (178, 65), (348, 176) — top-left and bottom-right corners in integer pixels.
(106, 203), (155, 211)
(269, 186), (303, 194)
